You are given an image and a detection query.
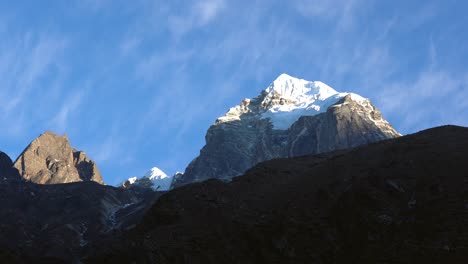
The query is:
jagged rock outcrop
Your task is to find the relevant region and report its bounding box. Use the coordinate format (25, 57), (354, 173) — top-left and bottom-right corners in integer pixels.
(13, 131), (104, 184)
(0, 151), (20, 180)
(172, 74), (399, 188)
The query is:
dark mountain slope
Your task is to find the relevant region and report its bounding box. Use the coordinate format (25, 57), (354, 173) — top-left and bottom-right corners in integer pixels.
(90, 125), (468, 264)
(0, 179), (162, 263)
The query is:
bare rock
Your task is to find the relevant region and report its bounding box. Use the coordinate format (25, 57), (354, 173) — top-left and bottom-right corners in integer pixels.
(13, 131), (104, 184)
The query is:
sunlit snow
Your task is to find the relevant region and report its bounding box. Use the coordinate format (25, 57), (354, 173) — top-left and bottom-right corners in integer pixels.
(127, 177), (138, 185)
(261, 74), (366, 129)
(124, 167), (172, 191)
(144, 167), (168, 180)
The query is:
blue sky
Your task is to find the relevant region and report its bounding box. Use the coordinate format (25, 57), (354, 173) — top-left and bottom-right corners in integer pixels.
(0, 0), (467, 185)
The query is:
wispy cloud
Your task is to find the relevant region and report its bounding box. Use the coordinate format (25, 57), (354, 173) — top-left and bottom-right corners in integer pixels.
(167, 0), (225, 37)
(0, 31), (67, 138)
(194, 0), (225, 25)
(292, 0), (366, 30)
(376, 69), (467, 133)
(1, 34), (66, 111)
(49, 90), (86, 133)
(134, 48), (194, 82)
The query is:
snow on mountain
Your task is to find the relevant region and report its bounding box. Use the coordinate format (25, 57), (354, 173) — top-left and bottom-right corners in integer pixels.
(127, 177), (138, 185)
(144, 167), (168, 180)
(216, 73), (368, 130)
(261, 73), (367, 129)
(122, 167), (173, 191)
(144, 167), (172, 190)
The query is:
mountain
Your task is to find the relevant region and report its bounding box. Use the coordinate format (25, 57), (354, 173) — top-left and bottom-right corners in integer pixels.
(122, 167), (173, 191)
(172, 74), (400, 188)
(88, 125), (468, 264)
(13, 131), (104, 184)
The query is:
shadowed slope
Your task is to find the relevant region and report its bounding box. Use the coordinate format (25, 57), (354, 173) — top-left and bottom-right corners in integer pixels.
(91, 125), (468, 264)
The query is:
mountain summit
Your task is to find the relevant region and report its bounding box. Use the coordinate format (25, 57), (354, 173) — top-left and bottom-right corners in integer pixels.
(217, 73), (394, 131)
(172, 74), (400, 188)
(13, 131), (103, 184)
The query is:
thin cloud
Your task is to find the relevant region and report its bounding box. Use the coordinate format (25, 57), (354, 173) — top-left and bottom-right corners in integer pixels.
(49, 90), (86, 133)
(194, 0), (225, 25)
(167, 0), (225, 37)
(377, 69), (467, 133)
(1, 34), (66, 112)
(292, 0), (366, 30)
(0, 31), (67, 139)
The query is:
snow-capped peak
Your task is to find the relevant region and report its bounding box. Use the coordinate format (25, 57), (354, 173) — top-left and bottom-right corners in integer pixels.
(215, 73), (368, 130)
(266, 73), (338, 101)
(144, 167), (168, 180)
(261, 74), (367, 129)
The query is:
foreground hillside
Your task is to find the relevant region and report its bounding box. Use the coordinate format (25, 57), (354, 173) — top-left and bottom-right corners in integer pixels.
(0, 180), (162, 262)
(90, 125), (468, 263)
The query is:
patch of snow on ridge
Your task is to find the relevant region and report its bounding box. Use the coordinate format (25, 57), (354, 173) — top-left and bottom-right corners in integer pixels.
(261, 74), (367, 129)
(127, 177), (138, 185)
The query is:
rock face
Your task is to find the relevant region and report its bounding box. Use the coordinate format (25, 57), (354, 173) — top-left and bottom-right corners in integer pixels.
(88, 125), (468, 264)
(172, 74), (399, 188)
(13, 131), (104, 184)
(0, 151), (20, 180)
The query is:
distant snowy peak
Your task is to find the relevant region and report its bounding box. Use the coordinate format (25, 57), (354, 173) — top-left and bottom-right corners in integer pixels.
(216, 73), (368, 130)
(144, 167), (168, 180)
(122, 167), (172, 191)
